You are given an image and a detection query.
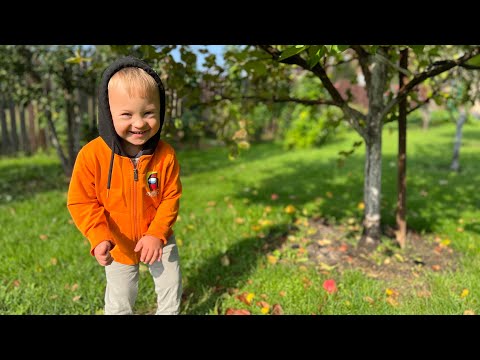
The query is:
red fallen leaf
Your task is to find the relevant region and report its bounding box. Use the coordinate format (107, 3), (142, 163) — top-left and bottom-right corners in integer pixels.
(323, 279), (338, 294)
(271, 304), (284, 315)
(256, 301), (270, 308)
(236, 292), (254, 305)
(271, 193), (279, 200)
(225, 308), (251, 315)
(431, 264), (441, 271)
(338, 244), (348, 252)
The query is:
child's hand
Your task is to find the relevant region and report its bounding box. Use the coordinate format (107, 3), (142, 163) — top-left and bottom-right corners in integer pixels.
(134, 235), (164, 265)
(94, 240), (114, 266)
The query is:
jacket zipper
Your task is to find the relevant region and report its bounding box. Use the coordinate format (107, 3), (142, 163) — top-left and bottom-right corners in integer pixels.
(131, 158), (139, 262)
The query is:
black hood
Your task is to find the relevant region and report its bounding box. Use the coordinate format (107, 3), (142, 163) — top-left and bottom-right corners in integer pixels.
(97, 56), (166, 157)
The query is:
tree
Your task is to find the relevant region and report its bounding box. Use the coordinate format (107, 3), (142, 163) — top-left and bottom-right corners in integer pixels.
(247, 45), (480, 250)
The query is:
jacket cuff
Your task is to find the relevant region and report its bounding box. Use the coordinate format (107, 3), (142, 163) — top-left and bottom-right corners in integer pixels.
(145, 224), (171, 245)
(87, 227), (115, 256)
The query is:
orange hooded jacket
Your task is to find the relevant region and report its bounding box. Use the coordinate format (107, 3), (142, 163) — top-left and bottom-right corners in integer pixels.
(67, 57), (181, 265)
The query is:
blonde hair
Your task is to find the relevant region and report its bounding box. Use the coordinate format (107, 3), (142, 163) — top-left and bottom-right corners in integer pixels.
(108, 67), (159, 98)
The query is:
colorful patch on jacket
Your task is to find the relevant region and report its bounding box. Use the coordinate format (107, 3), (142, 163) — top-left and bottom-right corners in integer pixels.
(146, 171), (159, 197)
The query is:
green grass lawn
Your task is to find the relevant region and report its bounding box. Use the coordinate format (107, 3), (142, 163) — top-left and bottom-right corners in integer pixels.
(1, 120), (480, 314)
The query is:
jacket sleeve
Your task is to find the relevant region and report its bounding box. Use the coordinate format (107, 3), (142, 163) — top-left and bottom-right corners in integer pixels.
(67, 149), (115, 256)
(145, 150), (182, 243)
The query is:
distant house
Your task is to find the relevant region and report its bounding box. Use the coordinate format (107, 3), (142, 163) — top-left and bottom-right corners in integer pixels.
(334, 78), (368, 110)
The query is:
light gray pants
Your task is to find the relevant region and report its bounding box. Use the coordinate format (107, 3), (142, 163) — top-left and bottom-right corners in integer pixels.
(104, 236), (182, 315)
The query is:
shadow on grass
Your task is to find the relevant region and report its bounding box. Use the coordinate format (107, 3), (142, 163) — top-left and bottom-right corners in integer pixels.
(182, 223), (290, 315)
(178, 136), (349, 177)
(229, 143), (480, 236)
(0, 161), (66, 205)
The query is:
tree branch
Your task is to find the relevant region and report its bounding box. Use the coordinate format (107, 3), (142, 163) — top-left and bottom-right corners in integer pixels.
(380, 46), (480, 120)
(258, 45), (367, 138)
(351, 45), (372, 89)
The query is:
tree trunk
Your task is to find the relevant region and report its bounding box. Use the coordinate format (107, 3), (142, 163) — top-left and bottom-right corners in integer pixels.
(19, 103), (31, 155)
(45, 102), (72, 177)
(450, 111), (467, 172)
(359, 48), (389, 251)
(396, 48), (408, 248)
(421, 107), (430, 131)
(28, 102), (37, 154)
(359, 130), (383, 250)
(0, 97), (11, 155)
(9, 100), (19, 154)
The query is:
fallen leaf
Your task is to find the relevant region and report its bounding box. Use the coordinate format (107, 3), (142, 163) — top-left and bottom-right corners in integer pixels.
(271, 304), (284, 315)
(207, 201), (217, 207)
(317, 239), (331, 247)
(71, 283), (79, 292)
(323, 279), (337, 294)
(267, 255), (278, 265)
(357, 202), (365, 210)
(260, 294), (268, 299)
(220, 255), (230, 267)
(39, 234), (48, 241)
(12, 280), (20, 288)
(326, 191), (333, 198)
(338, 244), (348, 252)
(463, 309), (475, 315)
(50, 258), (58, 266)
(440, 239), (451, 247)
(431, 264), (441, 271)
(460, 289), (469, 298)
(72, 295), (81, 302)
(364, 296), (375, 304)
(456, 227), (464, 233)
(236, 292), (255, 305)
(279, 291), (286, 297)
(234, 217), (245, 224)
(284, 205), (296, 214)
(256, 301), (270, 309)
(271, 193), (279, 201)
(225, 308), (251, 315)
(386, 297), (399, 307)
(318, 262), (336, 271)
(416, 290), (431, 298)
(260, 307), (270, 314)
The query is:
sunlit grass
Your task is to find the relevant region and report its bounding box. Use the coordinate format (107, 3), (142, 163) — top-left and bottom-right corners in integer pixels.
(1, 120), (479, 314)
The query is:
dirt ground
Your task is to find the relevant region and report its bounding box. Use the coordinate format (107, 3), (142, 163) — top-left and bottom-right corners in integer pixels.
(285, 217), (458, 293)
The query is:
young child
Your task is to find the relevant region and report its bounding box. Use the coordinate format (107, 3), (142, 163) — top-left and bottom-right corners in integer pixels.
(67, 56), (182, 315)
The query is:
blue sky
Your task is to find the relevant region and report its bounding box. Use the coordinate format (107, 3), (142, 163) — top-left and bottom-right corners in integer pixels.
(171, 45), (225, 68)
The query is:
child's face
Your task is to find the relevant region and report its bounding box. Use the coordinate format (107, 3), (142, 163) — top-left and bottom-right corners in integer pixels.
(109, 83), (161, 156)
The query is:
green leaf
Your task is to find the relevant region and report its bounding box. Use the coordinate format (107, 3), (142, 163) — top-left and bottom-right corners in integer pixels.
(466, 54), (480, 67)
(338, 45), (350, 52)
(409, 45), (425, 56)
(278, 45), (307, 61)
(244, 60), (267, 76)
(307, 46), (326, 69)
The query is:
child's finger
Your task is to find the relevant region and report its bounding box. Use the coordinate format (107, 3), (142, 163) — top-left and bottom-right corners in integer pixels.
(142, 248), (154, 264)
(148, 250), (159, 265)
(134, 241), (143, 253)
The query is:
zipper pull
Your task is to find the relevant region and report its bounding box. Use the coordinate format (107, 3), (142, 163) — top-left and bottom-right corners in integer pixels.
(134, 168), (138, 181)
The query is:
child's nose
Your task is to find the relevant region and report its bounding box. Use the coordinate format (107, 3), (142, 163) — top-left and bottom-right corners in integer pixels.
(132, 116), (146, 128)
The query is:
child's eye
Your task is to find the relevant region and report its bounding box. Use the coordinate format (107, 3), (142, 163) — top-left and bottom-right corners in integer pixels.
(120, 113), (131, 117)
